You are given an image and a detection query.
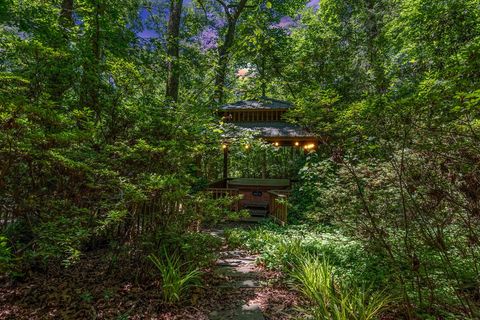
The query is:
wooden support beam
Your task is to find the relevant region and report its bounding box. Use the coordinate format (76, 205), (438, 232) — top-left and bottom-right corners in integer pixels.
(223, 146), (228, 179)
(262, 150), (267, 179)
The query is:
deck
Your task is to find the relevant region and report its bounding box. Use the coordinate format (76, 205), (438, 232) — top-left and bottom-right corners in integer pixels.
(207, 178), (291, 225)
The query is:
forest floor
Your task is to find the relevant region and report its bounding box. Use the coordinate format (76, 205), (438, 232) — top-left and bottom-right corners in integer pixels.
(0, 224), (301, 319)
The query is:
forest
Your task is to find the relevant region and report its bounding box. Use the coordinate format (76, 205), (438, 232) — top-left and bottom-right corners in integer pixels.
(1, 0), (479, 319)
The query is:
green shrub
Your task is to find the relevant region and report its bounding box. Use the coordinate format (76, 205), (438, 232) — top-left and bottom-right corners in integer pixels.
(178, 233), (223, 268)
(224, 228), (245, 248)
(0, 235), (13, 273)
(144, 231), (222, 269)
(148, 250), (202, 304)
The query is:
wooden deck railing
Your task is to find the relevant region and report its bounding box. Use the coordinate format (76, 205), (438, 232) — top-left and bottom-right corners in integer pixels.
(268, 190), (290, 226)
(205, 188), (240, 211)
(0, 193), (197, 241)
(0, 209), (15, 230)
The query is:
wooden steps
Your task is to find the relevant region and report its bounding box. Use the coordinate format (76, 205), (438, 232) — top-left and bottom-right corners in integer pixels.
(243, 202), (268, 217)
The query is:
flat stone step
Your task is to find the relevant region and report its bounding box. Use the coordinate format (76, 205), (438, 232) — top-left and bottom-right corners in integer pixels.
(209, 303), (264, 320)
(219, 250), (250, 257)
(218, 279), (262, 289)
(215, 267), (257, 278)
(216, 258), (257, 266)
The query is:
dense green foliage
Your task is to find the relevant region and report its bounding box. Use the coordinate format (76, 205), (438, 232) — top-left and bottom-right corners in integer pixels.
(282, 0), (480, 318)
(1, 0), (479, 318)
(0, 0), (221, 266)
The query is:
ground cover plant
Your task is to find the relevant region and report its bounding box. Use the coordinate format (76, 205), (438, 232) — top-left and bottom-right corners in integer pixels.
(225, 223), (395, 318)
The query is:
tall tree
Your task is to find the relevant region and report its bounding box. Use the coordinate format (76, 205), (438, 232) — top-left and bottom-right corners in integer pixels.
(166, 0), (184, 102)
(60, 0), (74, 26)
(213, 0), (249, 103)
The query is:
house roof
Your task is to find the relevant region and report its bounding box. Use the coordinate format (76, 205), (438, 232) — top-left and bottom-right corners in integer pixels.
(219, 97), (292, 111)
(225, 121), (316, 139)
(228, 178), (291, 187)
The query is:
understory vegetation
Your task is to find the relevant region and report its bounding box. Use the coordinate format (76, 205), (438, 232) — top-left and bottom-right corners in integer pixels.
(226, 224), (394, 319)
(1, 0), (479, 318)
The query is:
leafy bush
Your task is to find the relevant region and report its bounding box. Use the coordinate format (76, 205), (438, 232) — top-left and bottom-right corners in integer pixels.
(177, 232), (223, 268)
(0, 235), (13, 273)
(143, 231), (222, 269)
(148, 250), (202, 304)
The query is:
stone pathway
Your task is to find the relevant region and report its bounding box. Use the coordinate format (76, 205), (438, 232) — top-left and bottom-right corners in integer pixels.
(207, 228), (265, 320)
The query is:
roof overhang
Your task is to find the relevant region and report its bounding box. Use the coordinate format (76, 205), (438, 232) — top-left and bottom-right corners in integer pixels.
(222, 121), (318, 145)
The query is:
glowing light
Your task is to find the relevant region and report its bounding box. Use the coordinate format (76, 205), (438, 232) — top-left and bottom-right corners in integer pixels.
(245, 144), (250, 149)
(222, 144), (228, 149)
(274, 142), (279, 147)
(294, 142), (300, 146)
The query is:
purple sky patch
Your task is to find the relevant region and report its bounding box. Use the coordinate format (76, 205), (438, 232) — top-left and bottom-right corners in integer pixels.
(198, 26), (219, 51)
(137, 29), (160, 39)
(270, 16), (296, 30)
(306, 0), (320, 10)
(206, 11), (227, 29)
(137, 7), (161, 39)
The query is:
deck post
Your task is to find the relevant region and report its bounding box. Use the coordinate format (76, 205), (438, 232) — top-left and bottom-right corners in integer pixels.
(262, 150), (267, 179)
(223, 146), (228, 179)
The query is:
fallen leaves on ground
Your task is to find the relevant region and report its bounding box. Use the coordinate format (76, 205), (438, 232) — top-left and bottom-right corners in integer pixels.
(0, 247), (302, 319)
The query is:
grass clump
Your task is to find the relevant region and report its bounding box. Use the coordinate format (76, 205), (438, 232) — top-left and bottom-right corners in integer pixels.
(288, 254), (392, 320)
(148, 250), (202, 304)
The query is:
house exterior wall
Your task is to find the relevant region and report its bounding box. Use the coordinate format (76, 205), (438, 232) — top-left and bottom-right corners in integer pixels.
(235, 184), (289, 208)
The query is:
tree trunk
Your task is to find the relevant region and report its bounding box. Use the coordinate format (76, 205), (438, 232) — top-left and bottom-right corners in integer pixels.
(80, 0), (102, 121)
(166, 0), (183, 103)
(91, 0), (101, 117)
(60, 0), (74, 27)
(214, 20), (236, 103)
(49, 0), (74, 103)
(213, 0), (249, 104)
(365, 0), (387, 94)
